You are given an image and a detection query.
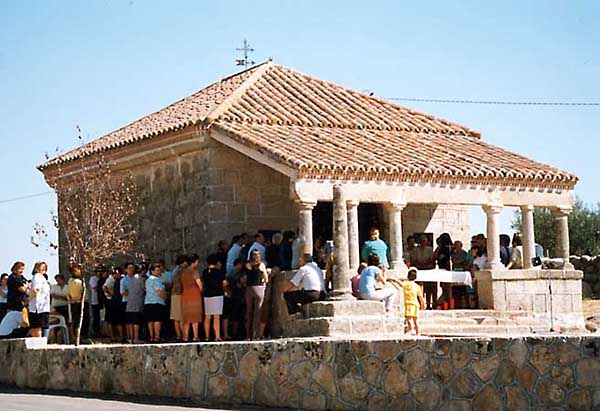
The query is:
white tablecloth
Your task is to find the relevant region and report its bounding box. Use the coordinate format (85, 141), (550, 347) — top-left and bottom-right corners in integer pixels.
(413, 269), (472, 287)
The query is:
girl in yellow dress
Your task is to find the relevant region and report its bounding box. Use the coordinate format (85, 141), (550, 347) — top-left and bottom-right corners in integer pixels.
(402, 268), (425, 335)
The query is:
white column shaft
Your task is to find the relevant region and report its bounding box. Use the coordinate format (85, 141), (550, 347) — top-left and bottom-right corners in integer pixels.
(521, 205), (535, 269)
(347, 200), (360, 272)
(553, 207), (572, 262)
(298, 201), (316, 257)
(483, 204), (503, 270)
(389, 202), (407, 271)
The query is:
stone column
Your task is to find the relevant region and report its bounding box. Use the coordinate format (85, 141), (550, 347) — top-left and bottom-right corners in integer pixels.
(297, 200), (316, 256)
(347, 200), (360, 273)
(331, 185), (354, 300)
(483, 204), (504, 270)
(388, 201), (407, 272)
(521, 205), (535, 269)
(552, 206), (573, 268)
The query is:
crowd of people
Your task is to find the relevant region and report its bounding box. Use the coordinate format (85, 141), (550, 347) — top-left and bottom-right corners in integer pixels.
(0, 227), (536, 341)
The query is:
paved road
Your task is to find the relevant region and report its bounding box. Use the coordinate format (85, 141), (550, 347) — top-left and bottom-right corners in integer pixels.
(0, 388), (278, 411)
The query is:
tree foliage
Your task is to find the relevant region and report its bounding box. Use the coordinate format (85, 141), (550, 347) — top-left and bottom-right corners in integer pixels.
(511, 197), (600, 256)
(33, 129), (138, 344)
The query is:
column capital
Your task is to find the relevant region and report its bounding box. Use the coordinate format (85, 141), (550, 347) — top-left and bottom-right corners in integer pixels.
(389, 201), (407, 211)
(296, 199), (317, 210)
(482, 204), (503, 215)
(552, 206), (572, 217)
(520, 205), (535, 212)
(347, 199), (360, 208)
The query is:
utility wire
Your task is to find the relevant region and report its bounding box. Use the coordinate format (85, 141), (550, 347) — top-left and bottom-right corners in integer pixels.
(0, 191), (54, 205)
(386, 97), (600, 106)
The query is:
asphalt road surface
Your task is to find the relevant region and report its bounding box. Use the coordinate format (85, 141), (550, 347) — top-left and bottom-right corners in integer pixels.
(0, 387), (284, 411)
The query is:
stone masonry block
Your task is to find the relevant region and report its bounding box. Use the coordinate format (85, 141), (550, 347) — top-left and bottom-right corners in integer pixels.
(228, 204), (247, 223)
(303, 300), (385, 318)
(236, 185), (259, 204)
(506, 294), (533, 312)
(206, 202), (228, 223)
(551, 294), (574, 314)
(207, 186), (234, 202)
(549, 280), (582, 295)
(533, 294), (548, 313)
(222, 169), (241, 185)
(208, 147), (243, 168)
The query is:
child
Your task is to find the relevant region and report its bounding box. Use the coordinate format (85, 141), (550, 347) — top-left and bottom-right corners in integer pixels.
(403, 268), (425, 335)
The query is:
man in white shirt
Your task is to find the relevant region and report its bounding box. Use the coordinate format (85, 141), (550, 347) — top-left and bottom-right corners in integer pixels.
(247, 233), (266, 262)
(0, 310), (28, 339)
(283, 254), (324, 315)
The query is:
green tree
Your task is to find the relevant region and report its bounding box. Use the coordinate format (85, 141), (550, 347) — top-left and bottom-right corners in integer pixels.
(511, 198), (600, 256)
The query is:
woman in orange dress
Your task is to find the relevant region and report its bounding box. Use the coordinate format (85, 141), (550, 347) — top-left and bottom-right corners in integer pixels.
(181, 254), (203, 341)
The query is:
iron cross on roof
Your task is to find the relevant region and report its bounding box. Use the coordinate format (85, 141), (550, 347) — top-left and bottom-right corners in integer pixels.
(236, 39), (255, 68)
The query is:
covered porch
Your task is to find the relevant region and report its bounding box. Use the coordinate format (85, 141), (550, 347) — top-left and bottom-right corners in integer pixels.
(276, 179), (584, 337)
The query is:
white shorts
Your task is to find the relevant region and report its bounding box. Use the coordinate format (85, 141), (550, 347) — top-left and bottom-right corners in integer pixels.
(204, 296), (224, 316)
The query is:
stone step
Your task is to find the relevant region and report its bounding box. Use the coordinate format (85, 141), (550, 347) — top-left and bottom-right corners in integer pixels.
(420, 325), (535, 336)
(302, 300), (385, 318)
(418, 309), (531, 319)
(283, 315), (401, 338)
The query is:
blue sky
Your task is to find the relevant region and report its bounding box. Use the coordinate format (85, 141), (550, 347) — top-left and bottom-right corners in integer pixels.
(1, 0), (598, 276)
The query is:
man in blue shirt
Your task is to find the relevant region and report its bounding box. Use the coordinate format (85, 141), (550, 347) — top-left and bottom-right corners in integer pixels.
(361, 228), (390, 268)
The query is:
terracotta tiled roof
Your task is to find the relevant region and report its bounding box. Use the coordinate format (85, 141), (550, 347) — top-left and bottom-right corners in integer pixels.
(215, 122), (577, 188)
(38, 63), (265, 170)
(212, 65), (479, 136)
(40, 61), (578, 189)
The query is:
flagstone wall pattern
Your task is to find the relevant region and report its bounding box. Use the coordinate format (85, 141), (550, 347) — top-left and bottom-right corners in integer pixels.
(1, 336), (600, 410)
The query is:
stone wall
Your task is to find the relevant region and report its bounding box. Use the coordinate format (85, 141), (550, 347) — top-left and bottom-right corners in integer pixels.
(58, 136), (297, 271)
(571, 255), (600, 298)
(401, 204), (471, 247)
(205, 140), (296, 244)
(476, 269), (585, 332)
(2, 336), (600, 410)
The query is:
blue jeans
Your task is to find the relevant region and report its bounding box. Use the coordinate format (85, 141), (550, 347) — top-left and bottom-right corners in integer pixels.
(360, 287), (396, 311)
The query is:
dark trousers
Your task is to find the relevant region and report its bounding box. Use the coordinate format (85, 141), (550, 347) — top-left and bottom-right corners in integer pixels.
(91, 304), (101, 336)
(284, 290), (321, 315)
(0, 328), (28, 339)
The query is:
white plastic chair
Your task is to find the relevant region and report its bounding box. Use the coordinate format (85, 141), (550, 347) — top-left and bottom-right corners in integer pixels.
(48, 314), (69, 344)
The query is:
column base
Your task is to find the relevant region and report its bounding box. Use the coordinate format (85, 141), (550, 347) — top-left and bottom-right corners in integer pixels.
(485, 262), (505, 271)
(328, 291), (356, 301)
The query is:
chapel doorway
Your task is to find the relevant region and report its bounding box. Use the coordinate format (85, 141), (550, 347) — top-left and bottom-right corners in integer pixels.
(358, 203), (385, 247)
(313, 201), (333, 243)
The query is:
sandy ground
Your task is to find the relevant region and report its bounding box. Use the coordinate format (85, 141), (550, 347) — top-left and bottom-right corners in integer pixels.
(583, 299), (600, 319)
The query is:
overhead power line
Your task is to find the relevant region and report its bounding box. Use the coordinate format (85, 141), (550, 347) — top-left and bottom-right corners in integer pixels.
(386, 97), (600, 106)
(0, 191), (54, 205)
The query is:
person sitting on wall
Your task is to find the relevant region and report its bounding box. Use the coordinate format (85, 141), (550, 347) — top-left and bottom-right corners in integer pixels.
(0, 308), (29, 339)
(358, 253), (396, 313)
(283, 254), (325, 317)
(506, 234), (524, 270)
(351, 263), (368, 299)
(499, 234), (511, 266)
(361, 228), (390, 269)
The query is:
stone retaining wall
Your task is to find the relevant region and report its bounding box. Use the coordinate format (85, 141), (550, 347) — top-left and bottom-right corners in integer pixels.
(1, 336), (600, 410)
(475, 269), (584, 333)
(571, 255), (600, 298)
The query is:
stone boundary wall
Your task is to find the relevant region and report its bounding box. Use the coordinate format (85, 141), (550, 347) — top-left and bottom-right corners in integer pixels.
(571, 256), (600, 298)
(1, 336), (600, 410)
